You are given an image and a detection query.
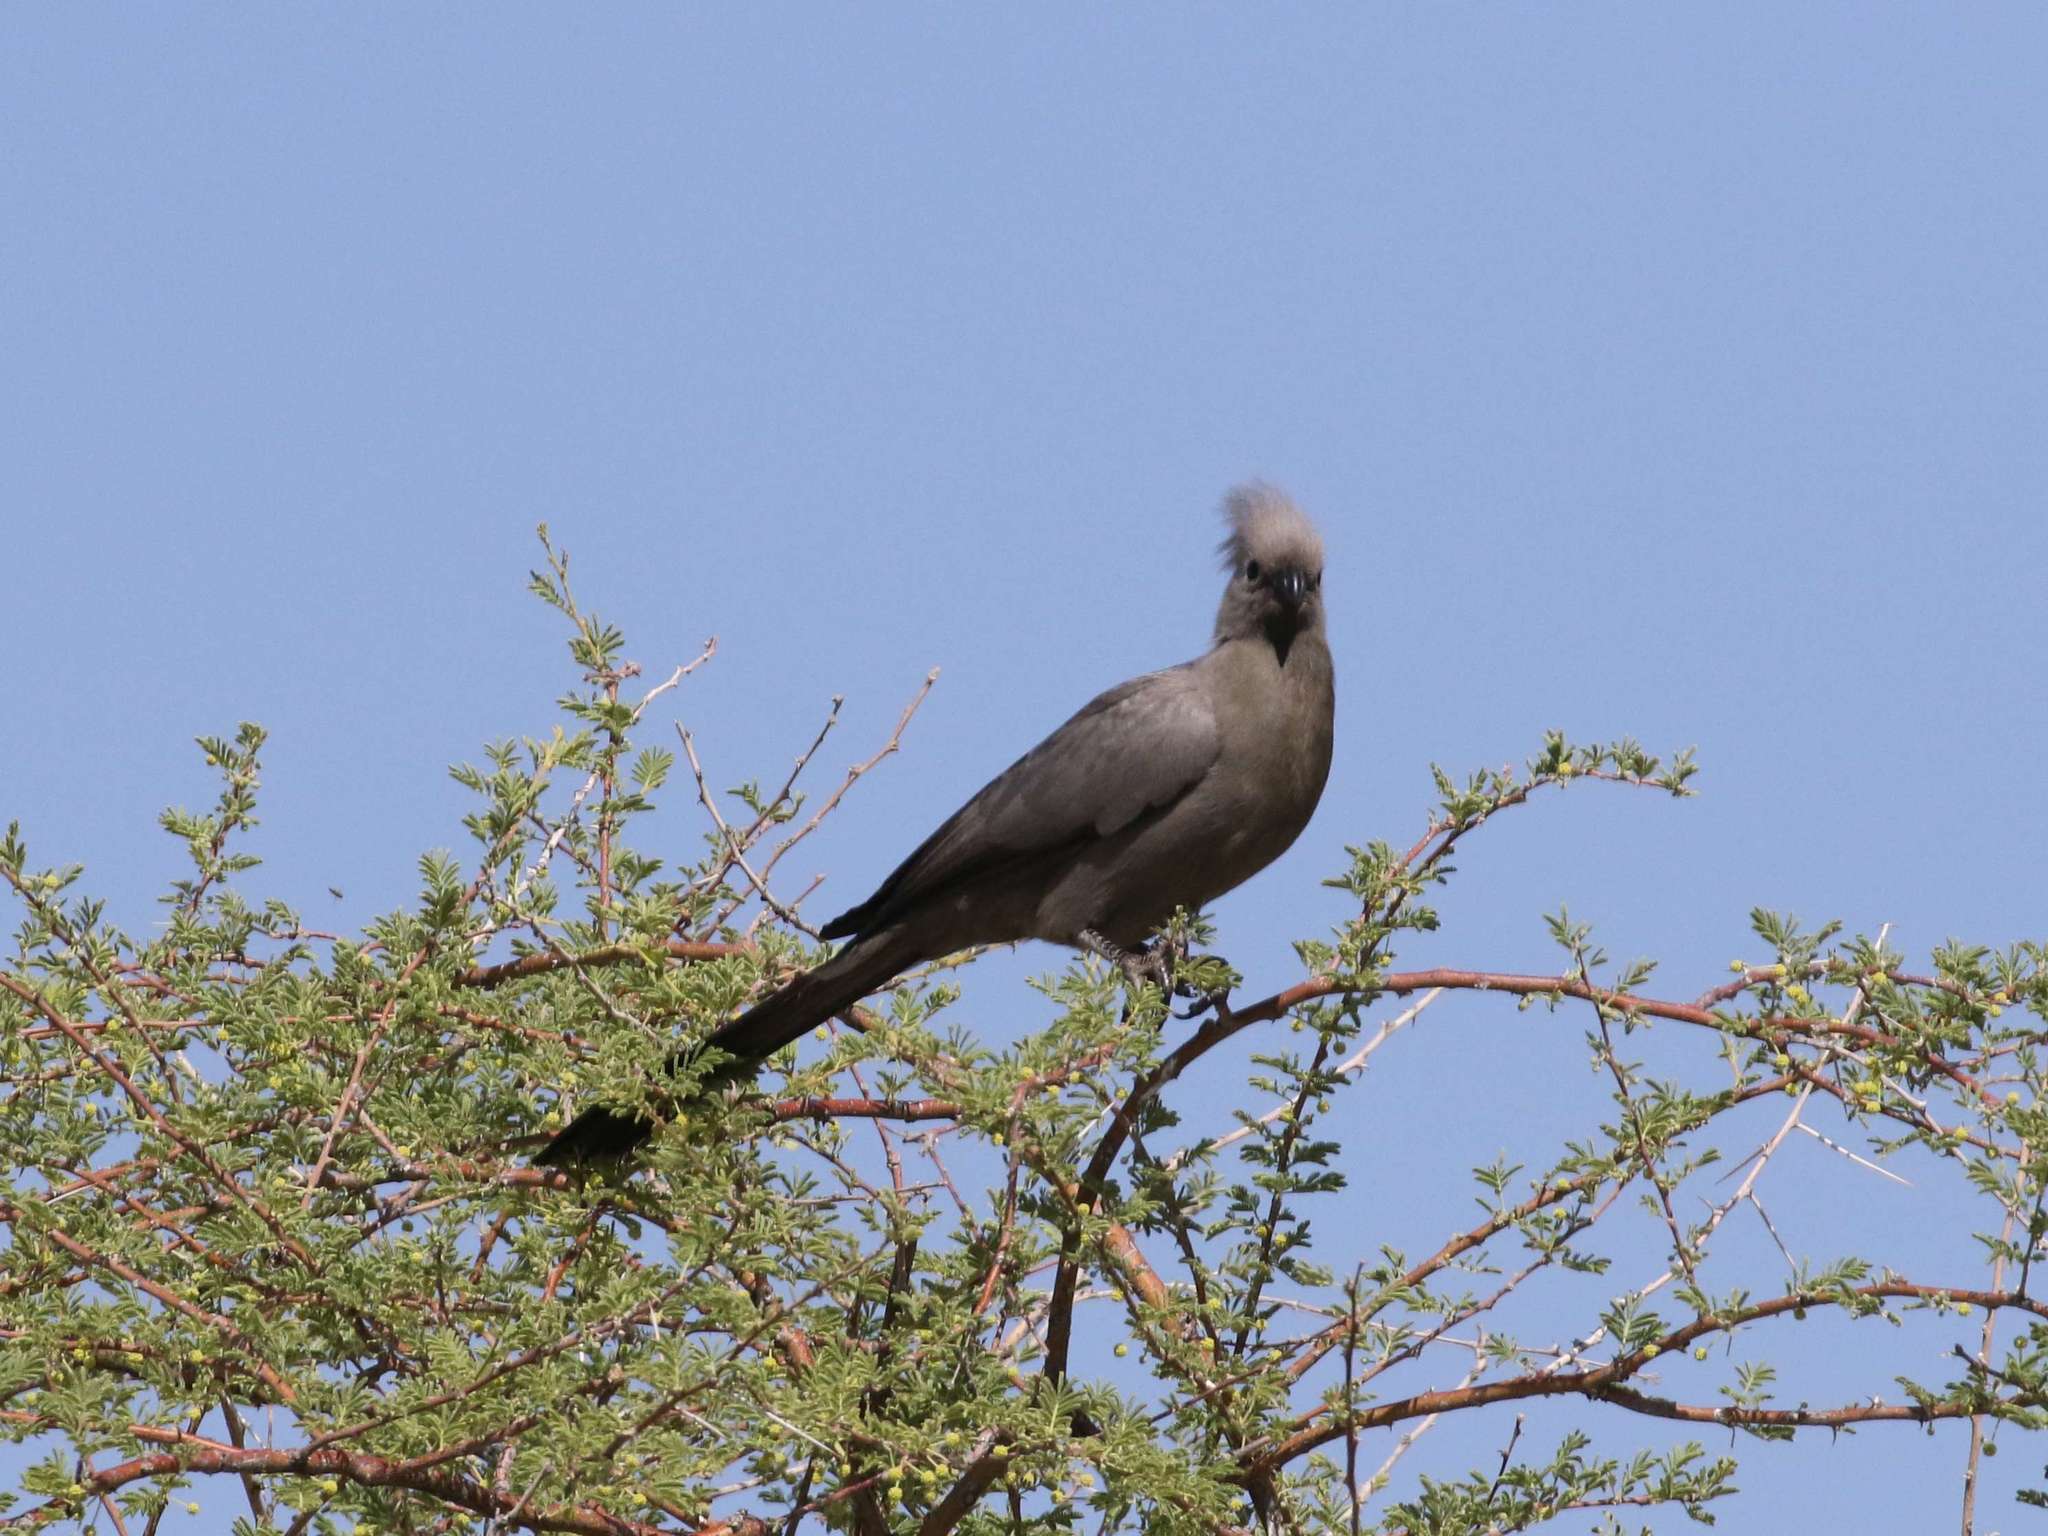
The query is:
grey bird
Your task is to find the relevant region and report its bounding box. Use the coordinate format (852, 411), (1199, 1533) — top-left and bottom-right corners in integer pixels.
(540, 484), (1334, 1162)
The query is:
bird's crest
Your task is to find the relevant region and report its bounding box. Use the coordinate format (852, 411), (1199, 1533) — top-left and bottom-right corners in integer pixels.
(1218, 482), (1323, 575)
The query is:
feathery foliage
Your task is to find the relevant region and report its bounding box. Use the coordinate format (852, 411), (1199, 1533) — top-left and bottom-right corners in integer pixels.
(5, 533), (2046, 1535)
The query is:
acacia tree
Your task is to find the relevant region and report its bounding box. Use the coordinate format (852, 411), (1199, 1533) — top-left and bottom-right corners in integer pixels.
(4, 534), (2046, 1536)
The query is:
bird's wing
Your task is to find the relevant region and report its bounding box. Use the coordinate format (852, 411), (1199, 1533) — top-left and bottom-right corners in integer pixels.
(820, 664), (1219, 940)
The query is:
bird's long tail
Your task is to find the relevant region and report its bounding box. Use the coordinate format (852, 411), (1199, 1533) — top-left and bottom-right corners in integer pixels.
(537, 930), (916, 1163)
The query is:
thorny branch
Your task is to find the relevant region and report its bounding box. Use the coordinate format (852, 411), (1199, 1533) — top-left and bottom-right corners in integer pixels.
(6, 605), (2045, 1536)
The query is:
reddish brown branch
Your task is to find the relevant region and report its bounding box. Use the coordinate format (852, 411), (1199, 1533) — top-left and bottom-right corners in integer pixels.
(66, 1431), (703, 1536)
(1249, 1280), (2045, 1473)
(769, 1095), (960, 1123)
(457, 939), (748, 990)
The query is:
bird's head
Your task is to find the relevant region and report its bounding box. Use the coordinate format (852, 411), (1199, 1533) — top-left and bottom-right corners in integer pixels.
(1213, 482), (1326, 660)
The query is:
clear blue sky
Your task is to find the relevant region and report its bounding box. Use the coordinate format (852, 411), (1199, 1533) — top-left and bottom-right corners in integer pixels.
(6, 6), (2046, 1529)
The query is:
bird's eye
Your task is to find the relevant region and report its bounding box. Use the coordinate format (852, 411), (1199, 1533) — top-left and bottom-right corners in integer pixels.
(1244, 560), (1262, 583)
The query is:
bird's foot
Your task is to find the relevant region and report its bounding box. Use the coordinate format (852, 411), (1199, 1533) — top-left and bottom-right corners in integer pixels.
(1078, 928), (1177, 998)
(1154, 940), (1234, 1019)
(1173, 987), (1233, 1021)
(1078, 929), (1232, 1019)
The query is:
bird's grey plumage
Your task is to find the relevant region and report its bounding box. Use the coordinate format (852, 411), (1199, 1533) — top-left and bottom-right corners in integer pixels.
(540, 483), (1335, 1162)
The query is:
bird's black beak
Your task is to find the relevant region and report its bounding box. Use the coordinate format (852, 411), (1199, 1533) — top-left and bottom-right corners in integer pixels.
(1270, 569), (1310, 610)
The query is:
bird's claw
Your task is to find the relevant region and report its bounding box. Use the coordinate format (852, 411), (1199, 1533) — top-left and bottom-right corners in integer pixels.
(1121, 946), (1176, 995)
(1079, 927), (1173, 998)
(1171, 954), (1233, 1019)
(1173, 986), (1232, 1021)
(1079, 928), (1229, 1017)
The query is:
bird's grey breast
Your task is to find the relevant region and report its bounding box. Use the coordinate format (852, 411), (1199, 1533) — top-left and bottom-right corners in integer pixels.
(1193, 632), (1335, 888)
(1054, 633), (1332, 945)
